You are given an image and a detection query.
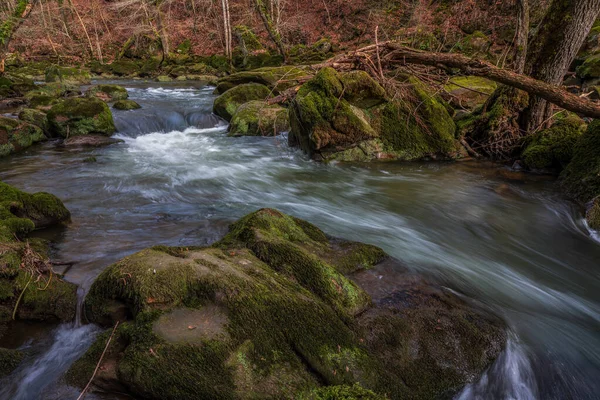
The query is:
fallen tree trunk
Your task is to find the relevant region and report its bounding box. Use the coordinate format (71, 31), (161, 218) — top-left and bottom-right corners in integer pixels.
(315, 43), (600, 119)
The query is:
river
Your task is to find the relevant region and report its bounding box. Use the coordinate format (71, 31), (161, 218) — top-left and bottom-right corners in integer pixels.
(0, 81), (598, 399)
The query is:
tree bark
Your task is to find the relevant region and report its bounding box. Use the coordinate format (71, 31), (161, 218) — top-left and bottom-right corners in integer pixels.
(254, 0), (287, 62)
(514, 0), (529, 74)
(221, 0), (232, 63)
(0, 0), (32, 74)
(524, 0), (600, 130)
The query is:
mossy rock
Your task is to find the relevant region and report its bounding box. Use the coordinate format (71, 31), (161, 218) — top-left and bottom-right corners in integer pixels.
(289, 38), (335, 64)
(0, 117), (45, 158)
(18, 108), (50, 136)
(0, 74), (36, 98)
(25, 82), (80, 100)
(521, 114), (586, 171)
(156, 75), (173, 82)
(560, 119), (600, 203)
(176, 39), (192, 55)
(47, 97), (115, 138)
(44, 66), (91, 85)
(86, 85), (129, 102)
(73, 209), (505, 400)
(216, 66), (311, 94)
(444, 76), (497, 110)
(577, 53), (600, 79)
(113, 100), (141, 111)
(289, 68), (457, 162)
(0, 348), (23, 378)
(213, 83), (272, 122)
(587, 197), (600, 230)
(229, 101), (289, 137)
(456, 31), (491, 57)
(233, 25), (263, 52)
(109, 59), (140, 77)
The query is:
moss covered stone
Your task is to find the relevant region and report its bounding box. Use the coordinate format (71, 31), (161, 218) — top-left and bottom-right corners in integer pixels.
(44, 66), (91, 85)
(86, 85), (129, 102)
(229, 101), (289, 137)
(108, 59), (140, 77)
(521, 114), (586, 171)
(18, 108), (50, 135)
(0, 348), (23, 378)
(73, 209), (505, 400)
(47, 97), (115, 138)
(113, 100), (141, 111)
(577, 53), (600, 79)
(213, 83), (272, 122)
(289, 68), (457, 162)
(0, 74), (36, 98)
(445, 76), (497, 110)
(0, 117), (45, 158)
(216, 66), (311, 94)
(560, 120), (600, 204)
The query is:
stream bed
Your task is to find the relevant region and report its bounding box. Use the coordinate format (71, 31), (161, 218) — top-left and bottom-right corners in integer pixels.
(0, 81), (599, 399)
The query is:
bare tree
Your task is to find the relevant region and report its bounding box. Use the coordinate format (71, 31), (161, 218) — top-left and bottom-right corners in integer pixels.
(254, 0), (286, 62)
(0, 0), (33, 74)
(221, 0), (232, 63)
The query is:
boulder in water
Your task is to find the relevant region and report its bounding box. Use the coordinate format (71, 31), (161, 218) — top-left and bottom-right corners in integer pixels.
(86, 84), (129, 102)
(63, 135), (124, 148)
(0, 74), (36, 98)
(69, 209), (506, 399)
(18, 108), (50, 136)
(587, 197), (600, 230)
(215, 66), (310, 94)
(213, 83), (272, 122)
(47, 97), (115, 138)
(0, 117), (45, 158)
(113, 100), (141, 111)
(44, 66), (91, 85)
(229, 100), (289, 136)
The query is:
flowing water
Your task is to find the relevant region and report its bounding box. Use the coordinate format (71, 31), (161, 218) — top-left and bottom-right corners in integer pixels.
(0, 80), (599, 399)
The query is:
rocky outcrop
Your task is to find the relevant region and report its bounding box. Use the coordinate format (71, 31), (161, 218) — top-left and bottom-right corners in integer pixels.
(44, 66), (91, 85)
(229, 101), (289, 136)
(46, 97), (116, 138)
(69, 209), (506, 400)
(215, 66), (310, 94)
(289, 68), (458, 162)
(86, 85), (129, 102)
(0, 117), (45, 158)
(213, 83), (272, 122)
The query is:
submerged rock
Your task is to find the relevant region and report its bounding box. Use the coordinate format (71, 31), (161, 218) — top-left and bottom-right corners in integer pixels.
(63, 135), (124, 148)
(213, 83), (272, 122)
(289, 68), (458, 162)
(521, 114), (586, 172)
(229, 100), (289, 136)
(113, 100), (141, 111)
(86, 84), (129, 102)
(0, 117), (45, 158)
(46, 97), (115, 138)
(0, 182), (76, 342)
(70, 209), (505, 400)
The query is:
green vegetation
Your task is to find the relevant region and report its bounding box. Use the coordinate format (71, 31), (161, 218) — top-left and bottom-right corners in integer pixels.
(0, 116), (45, 158)
(44, 66), (91, 85)
(46, 97), (115, 137)
(113, 99), (141, 110)
(86, 84), (129, 102)
(213, 83), (272, 122)
(0, 348), (23, 378)
(229, 101), (289, 136)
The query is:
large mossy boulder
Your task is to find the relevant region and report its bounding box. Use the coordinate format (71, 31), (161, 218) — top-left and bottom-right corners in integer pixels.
(289, 68), (458, 162)
(560, 120), (600, 228)
(44, 66), (91, 85)
(0, 117), (45, 158)
(0, 74), (36, 98)
(86, 85), (129, 102)
(108, 59), (140, 77)
(18, 108), (50, 136)
(521, 114), (586, 171)
(47, 97), (115, 138)
(229, 101), (289, 137)
(71, 209), (505, 400)
(0, 182), (76, 341)
(215, 66), (311, 94)
(213, 83), (272, 122)
(113, 100), (141, 111)
(444, 76), (497, 110)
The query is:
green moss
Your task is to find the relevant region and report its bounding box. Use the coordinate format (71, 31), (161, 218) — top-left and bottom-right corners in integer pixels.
(113, 100), (141, 111)
(0, 73), (36, 98)
(577, 53), (600, 79)
(289, 38), (335, 64)
(86, 85), (129, 102)
(0, 348), (23, 378)
(521, 114), (586, 171)
(229, 101), (289, 137)
(455, 31), (491, 57)
(300, 383), (387, 399)
(216, 66), (311, 94)
(109, 59), (140, 77)
(560, 119), (600, 203)
(213, 83), (272, 122)
(0, 116), (45, 157)
(233, 25), (263, 52)
(47, 97), (115, 137)
(44, 66), (91, 85)
(176, 39), (192, 55)
(339, 71), (387, 109)
(18, 108), (50, 135)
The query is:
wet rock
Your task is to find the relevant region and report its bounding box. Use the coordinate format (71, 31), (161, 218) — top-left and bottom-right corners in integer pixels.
(289, 68), (458, 162)
(0, 74), (36, 98)
(0, 116), (45, 158)
(0, 348), (24, 378)
(113, 100), (141, 111)
(229, 100), (289, 136)
(587, 197), (600, 230)
(63, 135), (124, 148)
(156, 75), (173, 83)
(213, 83), (272, 122)
(215, 66), (310, 94)
(86, 85), (129, 102)
(47, 97), (115, 138)
(44, 66), (91, 85)
(18, 108), (50, 136)
(70, 209), (505, 400)
(521, 114), (586, 172)
(108, 59), (140, 77)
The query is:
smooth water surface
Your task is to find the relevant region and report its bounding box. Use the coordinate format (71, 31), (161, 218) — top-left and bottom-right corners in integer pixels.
(0, 80), (598, 400)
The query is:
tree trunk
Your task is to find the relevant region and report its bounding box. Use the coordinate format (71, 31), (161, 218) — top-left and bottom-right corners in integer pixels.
(221, 0), (232, 63)
(254, 0), (287, 62)
(156, 1), (170, 60)
(0, 0), (32, 75)
(523, 0), (600, 131)
(514, 0), (529, 74)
